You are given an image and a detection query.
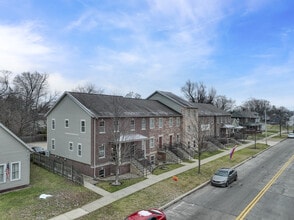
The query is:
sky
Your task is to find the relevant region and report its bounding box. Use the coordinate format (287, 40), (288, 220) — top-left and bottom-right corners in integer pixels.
(0, 0), (294, 109)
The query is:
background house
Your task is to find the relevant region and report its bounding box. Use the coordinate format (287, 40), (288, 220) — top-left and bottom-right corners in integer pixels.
(46, 92), (181, 178)
(148, 91), (232, 148)
(231, 109), (262, 134)
(0, 123), (31, 193)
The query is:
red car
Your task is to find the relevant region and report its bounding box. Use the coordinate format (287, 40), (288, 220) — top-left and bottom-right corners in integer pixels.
(125, 209), (167, 220)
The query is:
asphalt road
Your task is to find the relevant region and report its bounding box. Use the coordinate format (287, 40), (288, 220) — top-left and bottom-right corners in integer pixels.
(164, 139), (294, 220)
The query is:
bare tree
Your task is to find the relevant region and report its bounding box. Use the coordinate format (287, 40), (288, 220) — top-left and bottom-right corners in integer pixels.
(73, 83), (104, 94)
(181, 80), (217, 104)
(125, 91), (141, 99)
(106, 96), (133, 185)
(0, 70), (11, 97)
(12, 72), (56, 136)
(214, 95), (236, 111)
(242, 98), (271, 117)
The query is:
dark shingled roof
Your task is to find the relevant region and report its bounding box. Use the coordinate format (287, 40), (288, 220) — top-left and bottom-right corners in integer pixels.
(150, 91), (230, 117)
(231, 110), (259, 119)
(192, 103), (231, 116)
(68, 92), (181, 118)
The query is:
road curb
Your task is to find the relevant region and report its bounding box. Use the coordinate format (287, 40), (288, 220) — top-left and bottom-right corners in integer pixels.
(161, 139), (282, 211)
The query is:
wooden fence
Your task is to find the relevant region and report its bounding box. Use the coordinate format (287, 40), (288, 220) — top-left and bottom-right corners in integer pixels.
(31, 153), (84, 185)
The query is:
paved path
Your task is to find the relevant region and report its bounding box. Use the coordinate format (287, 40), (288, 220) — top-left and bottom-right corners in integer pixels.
(50, 136), (281, 220)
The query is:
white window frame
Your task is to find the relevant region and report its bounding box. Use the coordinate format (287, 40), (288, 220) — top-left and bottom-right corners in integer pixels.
(141, 118), (146, 130)
(69, 142), (73, 151)
(99, 144), (105, 158)
(149, 137), (155, 148)
(169, 117), (173, 127)
(150, 155), (155, 164)
(114, 120), (120, 132)
(150, 118), (155, 129)
(99, 120), (105, 133)
(0, 164), (5, 183)
(176, 117), (180, 127)
(51, 139), (55, 150)
(77, 143), (82, 157)
(11, 161), (21, 181)
(159, 118), (163, 128)
(51, 119), (55, 130)
(65, 119), (69, 128)
(80, 120), (86, 133)
(130, 118), (135, 131)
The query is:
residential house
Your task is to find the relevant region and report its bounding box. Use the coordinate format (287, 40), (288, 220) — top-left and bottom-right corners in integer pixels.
(46, 92), (181, 178)
(231, 109), (262, 134)
(0, 123), (31, 193)
(147, 91), (232, 147)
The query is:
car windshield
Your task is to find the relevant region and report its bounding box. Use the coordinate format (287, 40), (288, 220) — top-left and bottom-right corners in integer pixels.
(215, 170), (228, 176)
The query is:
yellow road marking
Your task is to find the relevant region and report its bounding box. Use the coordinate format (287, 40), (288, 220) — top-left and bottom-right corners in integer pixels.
(236, 154), (294, 220)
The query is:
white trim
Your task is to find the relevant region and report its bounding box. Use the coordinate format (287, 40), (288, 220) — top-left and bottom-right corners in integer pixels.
(69, 142), (73, 151)
(0, 164), (5, 183)
(51, 118), (56, 130)
(11, 161), (21, 181)
(51, 138), (56, 150)
(77, 143), (82, 157)
(65, 119), (69, 128)
(149, 137), (155, 148)
(99, 144), (105, 158)
(80, 120), (86, 133)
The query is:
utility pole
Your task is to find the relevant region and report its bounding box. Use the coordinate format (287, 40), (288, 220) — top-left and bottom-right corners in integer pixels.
(265, 109), (267, 145)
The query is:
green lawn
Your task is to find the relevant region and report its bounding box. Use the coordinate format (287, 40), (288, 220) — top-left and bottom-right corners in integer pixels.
(96, 177), (147, 192)
(0, 163), (101, 220)
(79, 143), (269, 220)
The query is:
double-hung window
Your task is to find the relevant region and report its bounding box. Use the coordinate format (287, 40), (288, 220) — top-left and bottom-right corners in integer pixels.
(11, 162), (21, 181)
(159, 118), (163, 128)
(150, 118), (155, 129)
(149, 137), (155, 148)
(69, 142), (73, 151)
(80, 120), (86, 133)
(51, 119), (55, 130)
(77, 143), (82, 157)
(51, 139), (55, 150)
(0, 164), (5, 183)
(99, 120), (105, 133)
(99, 144), (105, 158)
(65, 119), (69, 128)
(141, 118), (146, 130)
(169, 117), (173, 127)
(130, 119), (135, 131)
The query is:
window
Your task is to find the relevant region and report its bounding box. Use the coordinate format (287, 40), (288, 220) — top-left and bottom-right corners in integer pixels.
(114, 120), (119, 132)
(99, 169), (105, 178)
(80, 120), (86, 133)
(176, 117), (180, 127)
(69, 142), (73, 151)
(65, 119), (69, 128)
(141, 118), (146, 130)
(0, 164), (5, 183)
(149, 137), (155, 148)
(159, 118), (163, 128)
(11, 162), (20, 181)
(99, 120), (105, 133)
(169, 117), (173, 127)
(176, 134), (180, 143)
(77, 143), (82, 157)
(130, 118), (135, 131)
(51, 139), (55, 150)
(51, 119), (55, 130)
(150, 118), (155, 129)
(99, 144), (105, 158)
(150, 155), (155, 164)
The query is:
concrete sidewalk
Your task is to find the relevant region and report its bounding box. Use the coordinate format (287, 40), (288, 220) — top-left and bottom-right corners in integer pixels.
(50, 137), (281, 220)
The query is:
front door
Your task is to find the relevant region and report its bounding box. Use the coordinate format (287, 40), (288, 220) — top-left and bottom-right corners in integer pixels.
(169, 135), (173, 147)
(159, 136), (163, 149)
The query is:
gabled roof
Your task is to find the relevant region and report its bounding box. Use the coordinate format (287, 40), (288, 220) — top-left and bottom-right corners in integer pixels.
(148, 91), (230, 117)
(147, 91), (194, 108)
(47, 92), (181, 118)
(231, 110), (259, 119)
(0, 123), (32, 152)
(192, 103), (231, 116)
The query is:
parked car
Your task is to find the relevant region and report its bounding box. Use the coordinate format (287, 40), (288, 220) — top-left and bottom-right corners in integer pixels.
(288, 133), (294, 138)
(31, 146), (46, 155)
(125, 209), (167, 220)
(211, 168), (238, 187)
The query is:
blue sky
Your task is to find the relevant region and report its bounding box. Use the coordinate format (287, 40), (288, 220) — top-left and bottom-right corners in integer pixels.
(0, 0), (293, 109)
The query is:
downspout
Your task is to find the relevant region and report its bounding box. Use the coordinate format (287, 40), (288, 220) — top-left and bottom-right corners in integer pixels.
(93, 118), (97, 179)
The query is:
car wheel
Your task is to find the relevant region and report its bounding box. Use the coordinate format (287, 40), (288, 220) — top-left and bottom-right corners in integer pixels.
(225, 181), (229, 187)
(235, 175), (238, 181)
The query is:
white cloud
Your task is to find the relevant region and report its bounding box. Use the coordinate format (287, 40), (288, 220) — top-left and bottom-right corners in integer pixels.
(0, 22), (54, 73)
